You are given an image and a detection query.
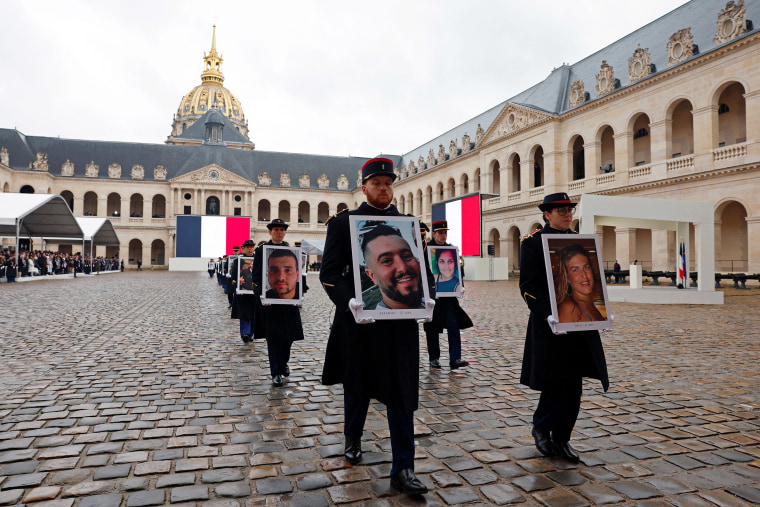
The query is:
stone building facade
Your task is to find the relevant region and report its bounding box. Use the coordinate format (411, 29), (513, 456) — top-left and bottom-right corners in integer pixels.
(1, 0), (758, 273)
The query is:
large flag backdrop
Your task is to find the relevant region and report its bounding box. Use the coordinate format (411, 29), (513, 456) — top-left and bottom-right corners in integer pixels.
(176, 215), (251, 258)
(431, 193), (481, 256)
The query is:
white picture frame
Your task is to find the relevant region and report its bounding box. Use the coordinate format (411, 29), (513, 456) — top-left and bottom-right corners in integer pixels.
(427, 245), (463, 298)
(261, 245), (303, 306)
(348, 215), (432, 320)
(235, 255), (255, 295)
(541, 234), (612, 332)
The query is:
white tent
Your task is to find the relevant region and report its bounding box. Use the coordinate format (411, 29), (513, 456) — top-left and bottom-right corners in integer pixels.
(300, 240), (325, 255)
(44, 217), (121, 262)
(0, 193), (84, 265)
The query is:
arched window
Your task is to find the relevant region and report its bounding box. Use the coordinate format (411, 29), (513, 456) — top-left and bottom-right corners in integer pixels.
(20, 185), (34, 194)
(206, 196), (220, 215)
(61, 191), (75, 212)
(298, 201), (310, 223)
(318, 202), (330, 223)
(107, 193), (120, 217)
(130, 193), (144, 217)
(151, 239), (166, 265)
(669, 99), (694, 157)
(152, 195), (166, 218)
(84, 191), (98, 216)
(258, 200), (271, 222)
(717, 82), (747, 147)
(571, 136), (585, 180)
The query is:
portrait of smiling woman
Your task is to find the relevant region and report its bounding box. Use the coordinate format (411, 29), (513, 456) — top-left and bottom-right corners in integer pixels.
(555, 244), (605, 323)
(432, 247), (460, 293)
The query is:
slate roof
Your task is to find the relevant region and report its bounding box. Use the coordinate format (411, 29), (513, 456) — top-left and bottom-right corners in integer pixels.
(173, 109), (253, 145)
(400, 0), (759, 173)
(0, 128), (379, 191)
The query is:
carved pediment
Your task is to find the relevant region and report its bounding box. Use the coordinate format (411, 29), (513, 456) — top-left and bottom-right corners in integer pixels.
(171, 164), (253, 185)
(153, 165), (167, 180)
(108, 163), (122, 179)
(568, 80), (587, 108)
(337, 173), (349, 190)
(61, 159), (74, 177)
(714, 1), (746, 45)
(628, 45), (652, 83)
(481, 103), (553, 144)
(85, 161), (99, 178)
(299, 173), (310, 188)
(0, 147), (8, 166)
(131, 164), (144, 180)
(317, 173), (329, 189)
(280, 172), (291, 187)
(258, 171), (271, 186)
(667, 28), (695, 66)
(31, 152), (48, 171)
(596, 61), (617, 96)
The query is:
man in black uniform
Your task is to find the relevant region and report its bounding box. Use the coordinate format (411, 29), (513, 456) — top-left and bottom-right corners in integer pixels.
(321, 157), (429, 495)
(251, 219), (305, 387)
(519, 192), (609, 462)
(424, 220), (472, 370)
(230, 240), (256, 343)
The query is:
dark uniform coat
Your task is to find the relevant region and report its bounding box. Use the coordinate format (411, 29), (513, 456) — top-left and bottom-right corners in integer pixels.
(251, 240), (305, 344)
(320, 203), (420, 414)
(519, 225), (609, 392)
(423, 238), (473, 334)
(230, 256), (256, 322)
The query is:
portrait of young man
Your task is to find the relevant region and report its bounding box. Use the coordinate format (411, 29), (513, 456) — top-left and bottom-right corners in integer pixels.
(263, 246), (303, 304)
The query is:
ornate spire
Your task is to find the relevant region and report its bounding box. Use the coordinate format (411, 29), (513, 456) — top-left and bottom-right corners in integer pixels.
(201, 24), (224, 85)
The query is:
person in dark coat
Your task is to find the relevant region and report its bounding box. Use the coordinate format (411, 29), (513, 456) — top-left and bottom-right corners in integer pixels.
(519, 192), (609, 463)
(320, 158), (430, 495)
(424, 220), (473, 370)
(230, 240), (256, 343)
(252, 219), (304, 387)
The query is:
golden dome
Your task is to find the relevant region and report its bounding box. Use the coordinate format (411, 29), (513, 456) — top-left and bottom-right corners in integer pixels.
(170, 25), (249, 140)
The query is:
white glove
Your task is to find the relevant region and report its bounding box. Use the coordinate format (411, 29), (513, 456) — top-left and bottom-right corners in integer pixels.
(416, 298), (435, 323)
(460, 286), (466, 295)
(349, 298), (375, 324)
(603, 314), (614, 332)
(260, 295), (271, 306)
(226, 274), (231, 278)
(547, 315), (567, 335)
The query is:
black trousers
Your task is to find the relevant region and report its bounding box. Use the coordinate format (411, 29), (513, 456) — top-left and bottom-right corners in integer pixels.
(533, 376), (582, 443)
(266, 339), (292, 376)
(344, 391), (414, 477)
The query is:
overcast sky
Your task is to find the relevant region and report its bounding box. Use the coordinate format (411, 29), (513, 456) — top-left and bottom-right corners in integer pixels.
(3, 0), (689, 158)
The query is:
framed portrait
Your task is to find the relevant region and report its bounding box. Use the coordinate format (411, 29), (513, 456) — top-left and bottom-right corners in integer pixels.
(541, 234), (612, 332)
(235, 256), (255, 295)
(261, 245), (303, 306)
(428, 245), (463, 298)
(349, 215), (432, 321)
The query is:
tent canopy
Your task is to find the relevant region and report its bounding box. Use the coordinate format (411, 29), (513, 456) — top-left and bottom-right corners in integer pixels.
(0, 193), (83, 238)
(300, 240), (325, 255)
(74, 217), (120, 246)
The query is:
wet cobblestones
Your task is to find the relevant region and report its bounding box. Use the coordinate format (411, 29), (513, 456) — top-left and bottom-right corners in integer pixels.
(0, 271), (758, 505)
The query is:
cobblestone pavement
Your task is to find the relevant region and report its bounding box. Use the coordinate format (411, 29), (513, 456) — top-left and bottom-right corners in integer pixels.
(1, 272), (759, 506)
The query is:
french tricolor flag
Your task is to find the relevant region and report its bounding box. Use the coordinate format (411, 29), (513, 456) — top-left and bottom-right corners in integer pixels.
(176, 216), (251, 258)
(431, 194), (481, 256)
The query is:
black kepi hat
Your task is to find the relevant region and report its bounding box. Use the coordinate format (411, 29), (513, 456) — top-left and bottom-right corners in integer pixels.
(538, 192), (577, 212)
(362, 157), (397, 183)
(241, 240), (256, 247)
(419, 221), (429, 232)
(267, 218), (289, 230)
(431, 220), (448, 232)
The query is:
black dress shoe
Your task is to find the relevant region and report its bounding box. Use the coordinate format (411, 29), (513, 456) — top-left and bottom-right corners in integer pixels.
(272, 375), (283, 387)
(449, 359), (469, 369)
(344, 435), (362, 465)
(390, 468), (428, 494)
(284, 365), (290, 377)
(429, 359), (442, 369)
(554, 441), (580, 463)
(240, 334), (251, 343)
(531, 425), (555, 457)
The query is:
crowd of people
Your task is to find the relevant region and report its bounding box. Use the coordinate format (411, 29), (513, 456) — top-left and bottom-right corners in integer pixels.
(1, 249), (123, 282)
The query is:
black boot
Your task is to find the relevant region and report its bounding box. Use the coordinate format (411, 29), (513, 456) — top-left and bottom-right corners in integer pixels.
(554, 441), (580, 463)
(531, 425), (554, 457)
(344, 435), (362, 465)
(390, 468), (428, 494)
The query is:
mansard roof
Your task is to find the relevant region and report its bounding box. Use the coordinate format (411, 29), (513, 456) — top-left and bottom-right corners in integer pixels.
(173, 108), (253, 145)
(400, 0), (758, 173)
(0, 128), (373, 191)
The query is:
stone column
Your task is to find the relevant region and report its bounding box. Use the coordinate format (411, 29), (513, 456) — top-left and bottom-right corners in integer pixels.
(649, 119), (670, 177)
(743, 90), (760, 159)
(97, 196), (107, 217)
(615, 227), (637, 267)
(542, 150), (561, 193)
(120, 198), (129, 220)
(143, 244), (152, 267)
(614, 131), (632, 184)
(289, 202), (298, 226)
(73, 196), (84, 216)
(691, 105), (717, 169)
(713, 220), (722, 272)
(585, 141), (599, 180)
(747, 217), (760, 273)
(651, 229), (673, 271)
(594, 225), (605, 264)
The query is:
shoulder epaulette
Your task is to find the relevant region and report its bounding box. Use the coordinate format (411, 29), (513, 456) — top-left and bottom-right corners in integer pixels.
(520, 229), (541, 243)
(256, 241), (267, 248)
(325, 208), (348, 225)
